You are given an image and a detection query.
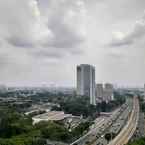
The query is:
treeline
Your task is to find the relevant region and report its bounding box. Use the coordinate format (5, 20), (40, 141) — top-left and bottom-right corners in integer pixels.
(59, 97), (98, 118)
(139, 96), (145, 112)
(51, 94), (125, 118)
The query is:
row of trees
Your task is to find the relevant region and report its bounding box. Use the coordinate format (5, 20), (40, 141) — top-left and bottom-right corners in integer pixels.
(59, 97), (98, 118)
(51, 93), (126, 118)
(1, 89), (126, 116)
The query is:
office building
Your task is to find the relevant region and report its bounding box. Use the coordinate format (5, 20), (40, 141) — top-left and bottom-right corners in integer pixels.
(0, 84), (7, 93)
(144, 84), (145, 100)
(77, 64), (96, 105)
(96, 84), (104, 100)
(104, 83), (114, 102)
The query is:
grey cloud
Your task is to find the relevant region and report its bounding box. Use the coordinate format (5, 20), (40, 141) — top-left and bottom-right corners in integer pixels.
(108, 38), (133, 47)
(0, 0), (43, 46)
(47, 22), (83, 48)
(31, 45), (83, 60)
(32, 49), (64, 59)
(7, 37), (34, 48)
(41, 0), (85, 50)
(108, 12), (145, 47)
(0, 0), (85, 58)
(2, 0), (145, 86)
(0, 55), (10, 68)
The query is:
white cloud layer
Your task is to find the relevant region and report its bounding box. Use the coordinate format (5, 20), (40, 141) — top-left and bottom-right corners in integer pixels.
(0, 0), (85, 55)
(0, 0), (145, 86)
(109, 12), (145, 47)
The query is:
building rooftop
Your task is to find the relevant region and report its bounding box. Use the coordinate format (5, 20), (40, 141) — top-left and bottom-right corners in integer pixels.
(32, 111), (72, 124)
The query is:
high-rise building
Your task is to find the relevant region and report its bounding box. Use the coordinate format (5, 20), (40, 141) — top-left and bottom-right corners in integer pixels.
(77, 64), (96, 105)
(0, 84), (7, 93)
(96, 84), (104, 100)
(104, 83), (114, 102)
(144, 84), (145, 100)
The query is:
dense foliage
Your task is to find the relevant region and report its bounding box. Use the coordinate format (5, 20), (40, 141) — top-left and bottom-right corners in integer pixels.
(127, 138), (145, 145)
(0, 106), (42, 145)
(59, 97), (98, 118)
(0, 106), (91, 145)
(51, 94), (125, 118)
(139, 96), (145, 112)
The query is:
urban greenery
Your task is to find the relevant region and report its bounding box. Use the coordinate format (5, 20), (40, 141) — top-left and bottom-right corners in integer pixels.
(0, 106), (91, 145)
(139, 96), (145, 113)
(127, 138), (145, 145)
(0, 90), (126, 145)
(51, 93), (125, 118)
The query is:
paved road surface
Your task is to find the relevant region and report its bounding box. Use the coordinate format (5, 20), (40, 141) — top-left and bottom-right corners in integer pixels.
(70, 117), (106, 145)
(108, 96), (139, 145)
(70, 108), (122, 145)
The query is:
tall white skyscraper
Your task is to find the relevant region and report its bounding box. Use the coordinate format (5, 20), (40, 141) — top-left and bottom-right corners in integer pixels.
(77, 64), (96, 105)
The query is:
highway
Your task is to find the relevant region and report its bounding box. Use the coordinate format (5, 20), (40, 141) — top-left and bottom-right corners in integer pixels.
(108, 96), (139, 145)
(70, 117), (107, 145)
(70, 106), (127, 145)
(90, 98), (133, 145)
(69, 97), (139, 145)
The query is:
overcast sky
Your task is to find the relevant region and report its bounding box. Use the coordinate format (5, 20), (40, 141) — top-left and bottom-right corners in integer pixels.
(0, 0), (145, 87)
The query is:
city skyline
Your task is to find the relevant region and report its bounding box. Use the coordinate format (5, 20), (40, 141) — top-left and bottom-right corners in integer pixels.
(0, 0), (145, 87)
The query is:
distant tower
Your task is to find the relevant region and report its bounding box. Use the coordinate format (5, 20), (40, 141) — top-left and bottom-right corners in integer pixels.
(0, 84), (7, 93)
(96, 84), (104, 100)
(144, 84), (145, 100)
(104, 83), (114, 102)
(77, 64), (96, 105)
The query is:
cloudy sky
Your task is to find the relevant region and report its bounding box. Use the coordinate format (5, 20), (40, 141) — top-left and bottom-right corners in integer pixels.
(0, 0), (145, 87)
